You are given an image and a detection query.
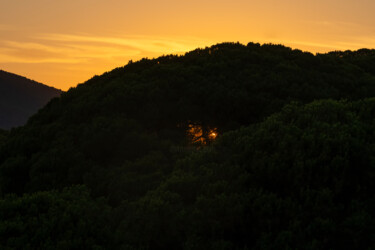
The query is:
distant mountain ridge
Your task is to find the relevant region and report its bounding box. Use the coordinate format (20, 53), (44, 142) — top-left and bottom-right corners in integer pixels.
(0, 70), (62, 129)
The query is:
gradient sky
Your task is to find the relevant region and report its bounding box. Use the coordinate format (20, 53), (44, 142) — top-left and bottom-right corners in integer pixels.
(1, 0), (375, 90)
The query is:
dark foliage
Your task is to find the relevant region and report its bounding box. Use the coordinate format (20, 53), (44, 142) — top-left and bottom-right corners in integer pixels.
(0, 186), (112, 249)
(0, 43), (375, 249)
(0, 129), (7, 149)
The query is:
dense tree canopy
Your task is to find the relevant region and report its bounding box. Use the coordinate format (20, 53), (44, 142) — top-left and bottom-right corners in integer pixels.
(0, 43), (375, 249)
(0, 129), (7, 149)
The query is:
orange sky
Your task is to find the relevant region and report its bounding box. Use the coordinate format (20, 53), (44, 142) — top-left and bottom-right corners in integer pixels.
(1, 0), (375, 90)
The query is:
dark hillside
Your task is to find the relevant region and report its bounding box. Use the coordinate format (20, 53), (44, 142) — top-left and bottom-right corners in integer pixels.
(0, 43), (375, 249)
(0, 129), (7, 148)
(6, 42), (375, 194)
(38, 43), (375, 132)
(0, 70), (62, 129)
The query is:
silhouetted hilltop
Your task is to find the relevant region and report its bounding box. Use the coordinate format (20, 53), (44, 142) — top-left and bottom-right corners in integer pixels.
(0, 70), (62, 129)
(0, 43), (375, 249)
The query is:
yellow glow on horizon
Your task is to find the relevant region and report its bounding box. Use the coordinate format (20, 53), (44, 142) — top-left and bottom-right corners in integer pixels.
(1, 0), (375, 90)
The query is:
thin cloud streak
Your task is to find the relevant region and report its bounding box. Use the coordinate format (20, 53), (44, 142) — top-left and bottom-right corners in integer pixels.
(1, 31), (373, 90)
(0, 33), (214, 64)
(1, 31), (373, 65)
(0, 40), (141, 63)
(0, 33), (216, 89)
(274, 35), (375, 53)
(38, 33), (214, 53)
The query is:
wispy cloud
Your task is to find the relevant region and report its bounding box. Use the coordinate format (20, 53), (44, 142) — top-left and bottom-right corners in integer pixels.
(0, 40), (142, 63)
(279, 39), (356, 52)
(0, 32), (215, 89)
(38, 33), (213, 54)
(0, 33), (212, 64)
(297, 20), (375, 51)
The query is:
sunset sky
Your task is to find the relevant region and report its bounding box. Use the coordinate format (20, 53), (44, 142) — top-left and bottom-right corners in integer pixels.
(1, 0), (375, 90)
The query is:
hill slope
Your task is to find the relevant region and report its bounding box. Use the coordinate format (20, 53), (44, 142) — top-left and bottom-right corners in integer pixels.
(0, 43), (375, 249)
(0, 70), (62, 129)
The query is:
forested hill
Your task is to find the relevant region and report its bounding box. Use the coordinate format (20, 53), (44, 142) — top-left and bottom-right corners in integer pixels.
(0, 70), (62, 129)
(0, 43), (375, 249)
